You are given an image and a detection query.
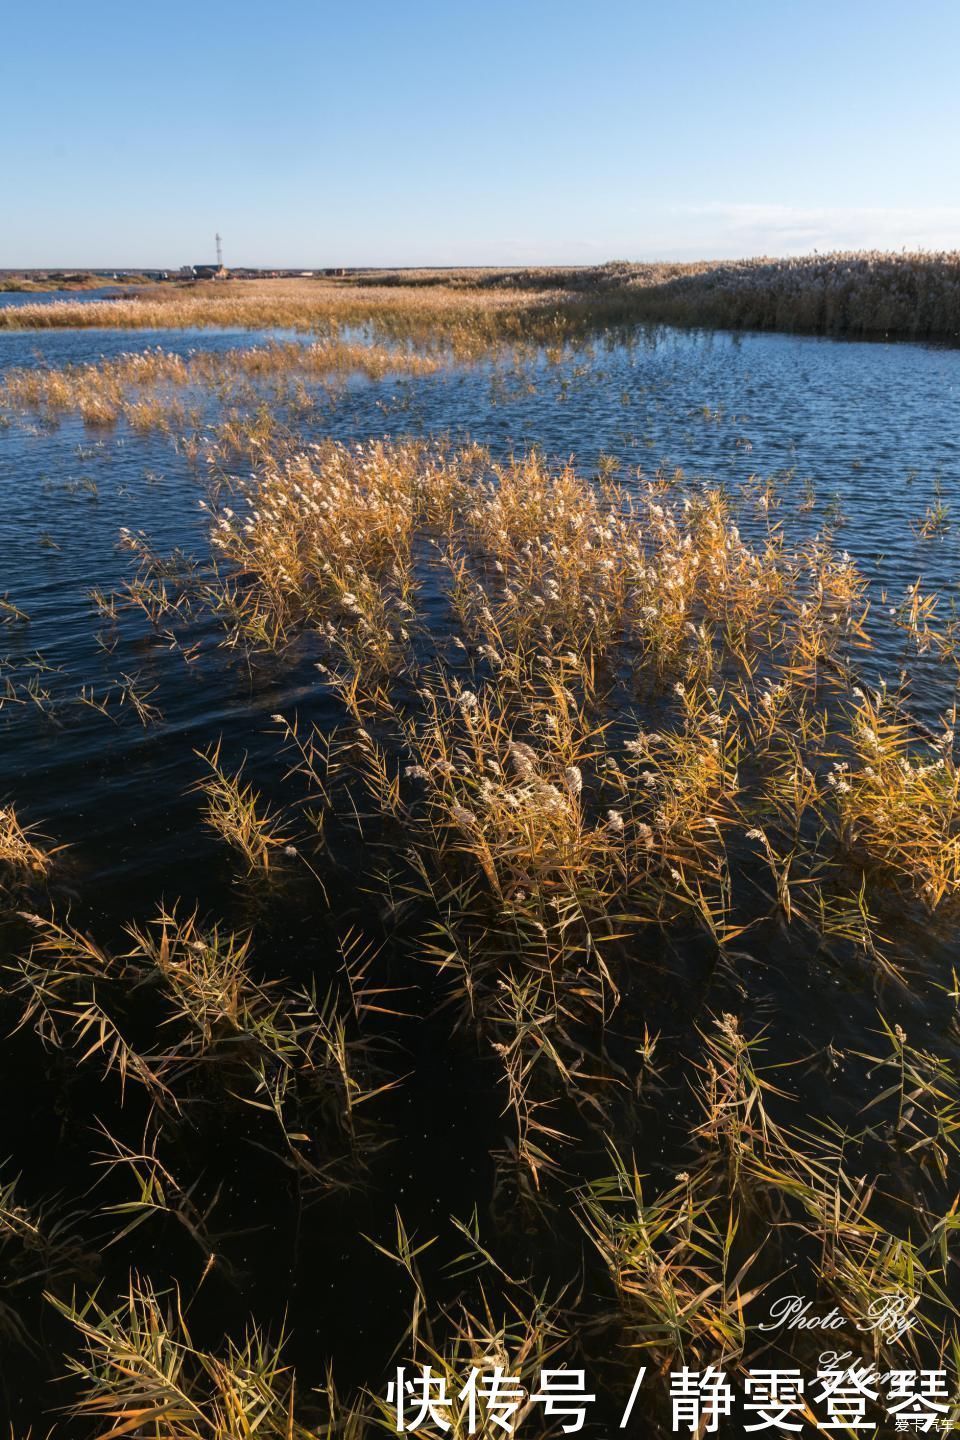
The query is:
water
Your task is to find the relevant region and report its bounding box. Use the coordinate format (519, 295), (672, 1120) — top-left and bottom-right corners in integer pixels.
(1, 324), (959, 1428)
(0, 286), (137, 308)
(5, 324), (958, 728)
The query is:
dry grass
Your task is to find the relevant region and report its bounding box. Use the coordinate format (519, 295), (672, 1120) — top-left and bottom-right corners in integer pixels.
(151, 433), (960, 1219)
(50, 1275), (313, 1440)
(3, 252), (960, 342)
(0, 339), (442, 432)
(832, 691), (960, 907)
(195, 742), (290, 873)
(0, 805), (54, 892)
(7, 906), (391, 1188)
(584, 1016), (959, 1372)
(0, 277), (541, 351)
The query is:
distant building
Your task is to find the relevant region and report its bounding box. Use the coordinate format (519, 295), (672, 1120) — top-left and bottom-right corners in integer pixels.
(179, 264), (229, 281)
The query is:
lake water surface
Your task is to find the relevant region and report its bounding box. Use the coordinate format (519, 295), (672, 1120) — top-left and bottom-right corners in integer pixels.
(0, 286), (141, 308)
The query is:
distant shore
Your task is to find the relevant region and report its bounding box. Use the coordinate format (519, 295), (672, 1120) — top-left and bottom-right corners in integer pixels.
(0, 273), (152, 293)
(2, 252), (959, 343)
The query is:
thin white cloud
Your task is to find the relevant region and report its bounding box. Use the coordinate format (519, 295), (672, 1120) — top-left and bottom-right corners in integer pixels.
(460, 206), (960, 268)
(644, 204), (960, 258)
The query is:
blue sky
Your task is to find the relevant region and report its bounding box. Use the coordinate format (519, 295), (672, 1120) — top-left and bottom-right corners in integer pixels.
(4, 0), (959, 267)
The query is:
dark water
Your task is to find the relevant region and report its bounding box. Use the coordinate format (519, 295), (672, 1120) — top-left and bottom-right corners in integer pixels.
(1, 324), (959, 1429)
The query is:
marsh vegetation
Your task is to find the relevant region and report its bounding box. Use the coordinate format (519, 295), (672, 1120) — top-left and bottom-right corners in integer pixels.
(0, 278), (958, 1434)
(2, 250), (960, 344)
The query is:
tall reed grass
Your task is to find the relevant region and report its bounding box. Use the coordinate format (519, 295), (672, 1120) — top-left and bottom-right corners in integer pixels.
(3, 252), (959, 341)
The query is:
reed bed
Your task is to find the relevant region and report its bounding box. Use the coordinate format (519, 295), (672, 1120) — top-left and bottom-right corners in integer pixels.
(562, 251), (960, 340)
(0, 278), (542, 351)
(130, 435), (959, 991)
(0, 339), (442, 432)
(365, 250), (960, 340)
(2, 334), (960, 1435)
(119, 432), (958, 1218)
(3, 250), (959, 342)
